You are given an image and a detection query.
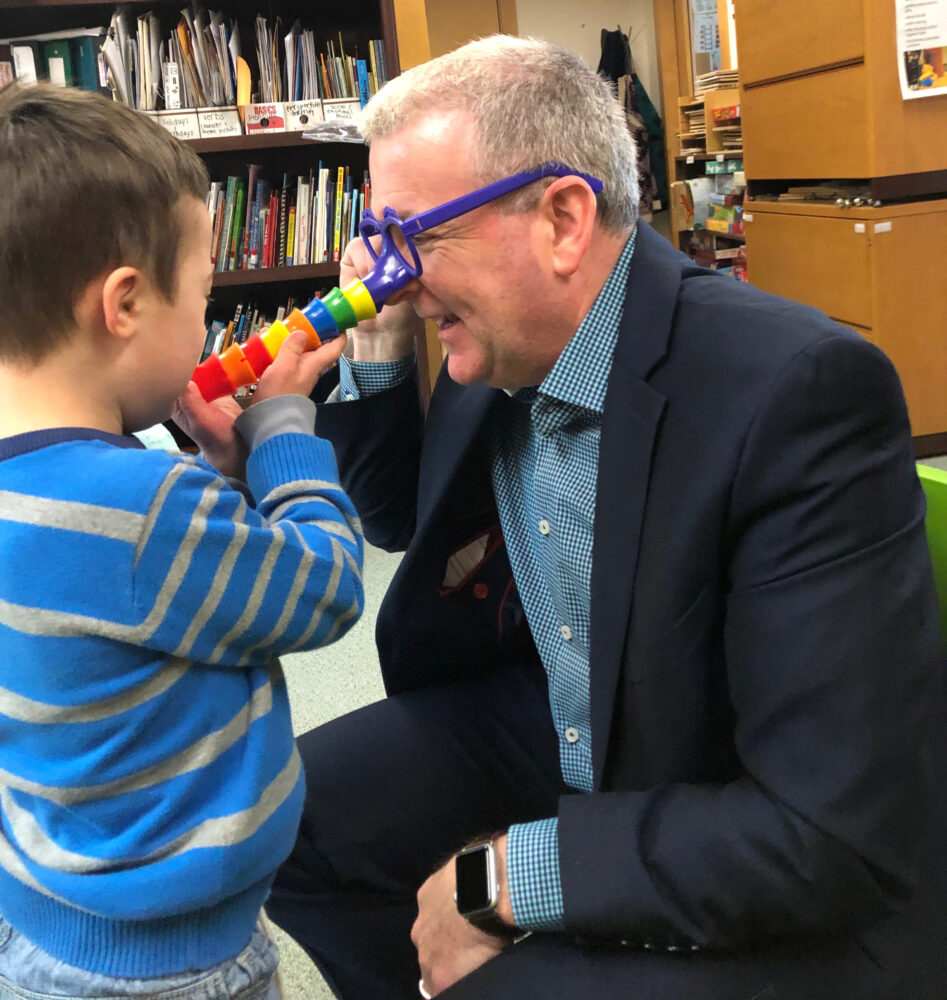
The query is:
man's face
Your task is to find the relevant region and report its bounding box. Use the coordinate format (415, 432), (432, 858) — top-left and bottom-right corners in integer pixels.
(369, 110), (564, 391)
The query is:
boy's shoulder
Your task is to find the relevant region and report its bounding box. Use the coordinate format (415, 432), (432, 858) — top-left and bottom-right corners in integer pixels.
(0, 430), (223, 513)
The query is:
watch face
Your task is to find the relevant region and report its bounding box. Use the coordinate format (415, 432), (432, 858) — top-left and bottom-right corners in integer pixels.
(455, 845), (495, 915)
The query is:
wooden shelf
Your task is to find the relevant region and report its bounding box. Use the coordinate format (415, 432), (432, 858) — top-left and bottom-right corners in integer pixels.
(213, 262), (340, 287)
(675, 151), (743, 162)
(187, 131), (364, 155)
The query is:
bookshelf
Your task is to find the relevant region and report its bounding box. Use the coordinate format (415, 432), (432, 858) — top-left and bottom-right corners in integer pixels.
(0, 0), (517, 404)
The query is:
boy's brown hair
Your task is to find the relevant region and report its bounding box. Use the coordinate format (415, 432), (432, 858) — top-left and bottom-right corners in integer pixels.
(0, 84), (209, 363)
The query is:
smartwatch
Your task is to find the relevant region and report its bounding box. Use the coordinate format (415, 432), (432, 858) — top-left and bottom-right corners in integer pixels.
(454, 839), (518, 938)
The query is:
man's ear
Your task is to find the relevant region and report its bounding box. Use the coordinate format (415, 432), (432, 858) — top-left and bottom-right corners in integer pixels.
(538, 177), (598, 278)
(100, 266), (147, 342)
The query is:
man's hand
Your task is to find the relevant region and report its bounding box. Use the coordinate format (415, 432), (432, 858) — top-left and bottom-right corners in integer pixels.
(412, 835), (514, 996)
(340, 234), (424, 362)
(172, 383), (247, 480)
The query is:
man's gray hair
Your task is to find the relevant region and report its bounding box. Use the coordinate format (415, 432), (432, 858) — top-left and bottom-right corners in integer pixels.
(360, 35), (639, 232)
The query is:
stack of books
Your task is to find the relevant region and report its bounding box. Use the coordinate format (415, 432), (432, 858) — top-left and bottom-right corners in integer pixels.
(694, 69), (739, 94)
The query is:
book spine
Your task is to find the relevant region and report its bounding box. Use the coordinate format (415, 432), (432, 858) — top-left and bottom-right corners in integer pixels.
(278, 173), (290, 268)
(356, 59), (370, 107)
(332, 165), (344, 262)
(286, 205), (297, 267)
(216, 176), (237, 273)
(228, 181), (246, 272)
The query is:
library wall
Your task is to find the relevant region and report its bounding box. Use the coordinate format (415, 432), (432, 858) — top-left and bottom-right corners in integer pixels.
(513, 0), (662, 115)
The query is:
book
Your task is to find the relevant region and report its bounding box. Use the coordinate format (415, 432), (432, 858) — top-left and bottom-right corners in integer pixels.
(242, 166), (262, 261)
(209, 186), (226, 270)
(286, 203), (297, 266)
(356, 58), (370, 107)
(215, 176), (237, 272)
(227, 180), (246, 271)
(10, 41), (41, 85)
(0, 45), (13, 87)
(332, 165), (344, 262)
(277, 172), (290, 268)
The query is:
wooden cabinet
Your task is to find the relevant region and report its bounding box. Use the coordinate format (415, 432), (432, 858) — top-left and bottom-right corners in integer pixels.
(743, 199), (947, 438)
(735, 0), (947, 193)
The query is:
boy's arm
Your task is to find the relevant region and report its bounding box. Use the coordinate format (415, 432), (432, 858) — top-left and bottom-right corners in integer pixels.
(132, 393), (364, 667)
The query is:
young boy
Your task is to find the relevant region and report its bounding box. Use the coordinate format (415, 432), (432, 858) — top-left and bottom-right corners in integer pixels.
(0, 84), (363, 998)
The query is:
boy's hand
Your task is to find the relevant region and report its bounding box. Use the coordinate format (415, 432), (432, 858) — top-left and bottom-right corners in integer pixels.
(172, 383), (247, 480)
(252, 330), (346, 403)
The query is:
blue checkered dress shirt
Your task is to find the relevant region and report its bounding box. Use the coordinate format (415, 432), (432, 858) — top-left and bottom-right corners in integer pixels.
(340, 231), (636, 932)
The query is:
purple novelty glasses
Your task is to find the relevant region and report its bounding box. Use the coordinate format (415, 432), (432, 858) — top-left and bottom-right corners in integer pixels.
(358, 162), (605, 279)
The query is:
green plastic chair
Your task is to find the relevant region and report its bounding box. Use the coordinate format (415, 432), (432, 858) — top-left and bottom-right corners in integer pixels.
(917, 463), (947, 649)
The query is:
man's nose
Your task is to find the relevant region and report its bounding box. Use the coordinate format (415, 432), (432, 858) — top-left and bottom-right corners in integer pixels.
(383, 276), (422, 307)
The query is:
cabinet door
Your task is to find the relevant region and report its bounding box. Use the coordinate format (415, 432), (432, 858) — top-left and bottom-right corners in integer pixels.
(743, 210), (872, 328)
(735, 0), (864, 85)
(741, 64), (872, 178)
(868, 211), (947, 437)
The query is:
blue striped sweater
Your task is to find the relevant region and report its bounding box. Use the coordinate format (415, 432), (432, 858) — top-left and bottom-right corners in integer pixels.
(0, 411), (364, 977)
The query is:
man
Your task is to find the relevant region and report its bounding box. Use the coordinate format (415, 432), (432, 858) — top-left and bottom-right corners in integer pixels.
(191, 35), (945, 999)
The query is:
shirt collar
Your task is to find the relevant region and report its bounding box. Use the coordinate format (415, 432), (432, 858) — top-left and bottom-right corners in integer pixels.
(0, 427), (145, 463)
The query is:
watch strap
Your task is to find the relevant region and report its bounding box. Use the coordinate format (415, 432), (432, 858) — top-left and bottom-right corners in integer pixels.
(466, 907), (519, 939)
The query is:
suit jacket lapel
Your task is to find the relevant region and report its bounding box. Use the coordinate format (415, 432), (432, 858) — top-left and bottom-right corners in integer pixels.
(416, 374), (501, 531)
(589, 222), (687, 787)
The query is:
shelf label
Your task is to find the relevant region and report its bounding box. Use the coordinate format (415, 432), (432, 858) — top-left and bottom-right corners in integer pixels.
(873, 221), (892, 234)
(156, 110), (200, 141)
(322, 98), (360, 123)
(716, 153), (725, 161)
(686, 155), (695, 164)
(285, 100), (325, 132)
(854, 223), (866, 233)
(243, 103), (287, 133)
(197, 106), (243, 139)
(743, 212), (753, 223)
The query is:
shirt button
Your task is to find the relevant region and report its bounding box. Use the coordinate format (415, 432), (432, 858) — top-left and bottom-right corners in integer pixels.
(560, 624), (572, 640)
(538, 519), (550, 535)
(564, 727), (580, 744)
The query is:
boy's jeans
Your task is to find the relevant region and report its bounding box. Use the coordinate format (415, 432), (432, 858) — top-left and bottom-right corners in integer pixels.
(0, 917), (281, 1000)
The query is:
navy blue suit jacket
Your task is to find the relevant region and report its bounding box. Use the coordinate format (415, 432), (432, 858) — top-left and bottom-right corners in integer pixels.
(316, 222), (944, 974)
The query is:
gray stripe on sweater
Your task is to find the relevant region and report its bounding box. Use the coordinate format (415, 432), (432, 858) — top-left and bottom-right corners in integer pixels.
(174, 505), (253, 658)
(278, 537), (348, 658)
(233, 522), (317, 665)
(0, 476), (228, 642)
(0, 678), (274, 806)
(0, 657), (190, 724)
(0, 748), (301, 874)
(0, 490), (144, 542)
(208, 525), (289, 663)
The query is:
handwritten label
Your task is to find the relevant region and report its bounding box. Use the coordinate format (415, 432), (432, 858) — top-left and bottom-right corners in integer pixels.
(197, 106), (243, 138)
(322, 98), (360, 123)
(686, 155), (695, 164)
(716, 153), (725, 161)
(243, 103), (286, 133)
(285, 100), (325, 131)
(157, 111), (200, 141)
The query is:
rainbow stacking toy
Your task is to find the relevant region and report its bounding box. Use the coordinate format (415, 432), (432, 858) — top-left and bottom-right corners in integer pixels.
(191, 245), (412, 402)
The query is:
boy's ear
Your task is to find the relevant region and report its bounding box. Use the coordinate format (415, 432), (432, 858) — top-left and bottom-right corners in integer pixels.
(100, 266), (147, 341)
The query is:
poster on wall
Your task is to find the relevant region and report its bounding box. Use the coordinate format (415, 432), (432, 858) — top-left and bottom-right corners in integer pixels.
(896, 0), (947, 98)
